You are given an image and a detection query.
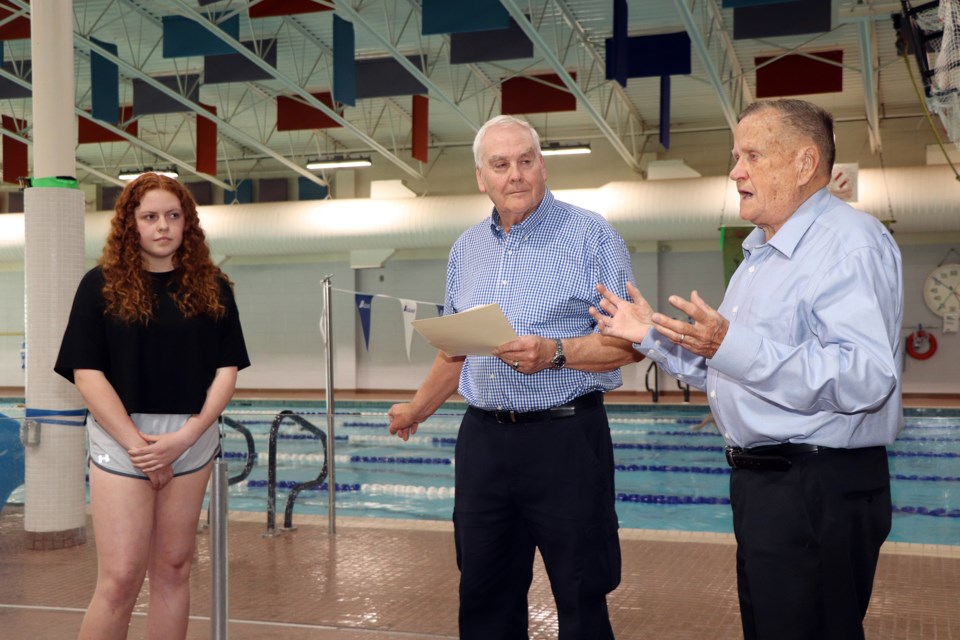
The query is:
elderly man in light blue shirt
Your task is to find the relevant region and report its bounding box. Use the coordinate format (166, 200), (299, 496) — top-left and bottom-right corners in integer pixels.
(591, 99), (903, 640)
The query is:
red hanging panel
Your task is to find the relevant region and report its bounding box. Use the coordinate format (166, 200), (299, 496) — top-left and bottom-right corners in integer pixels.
(78, 106), (139, 144)
(276, 92), (342, 131)
(501, 73), (577, 115)
(196, 104), (217, 176)
(412, 95), (429, 163)
(249, 0), (332, 19)
(755, 50), (843, 98)
(0, 2), (30, 40)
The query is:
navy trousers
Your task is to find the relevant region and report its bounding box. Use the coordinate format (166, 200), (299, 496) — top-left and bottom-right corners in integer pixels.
(730, 445), (891, 640)
(453, 401), (621, 640)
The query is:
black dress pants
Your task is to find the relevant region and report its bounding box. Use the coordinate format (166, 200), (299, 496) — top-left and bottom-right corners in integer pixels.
(730, 446), (891, 640)
(453, 402), (621, 640)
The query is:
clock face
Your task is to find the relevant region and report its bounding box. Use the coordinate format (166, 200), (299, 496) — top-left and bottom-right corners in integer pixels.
(923, 263), (960, 318)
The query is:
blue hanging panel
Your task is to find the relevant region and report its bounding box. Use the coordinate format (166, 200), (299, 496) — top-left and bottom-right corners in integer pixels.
(421, 0), (509, 35)
(333, 15), (356, 106)
(659, 75), (670, 150)
(604, 32), (691, 80)
(734, 0), (830, 39)
(162, 14), (240, 58)
(299, 177), (330, 201)
(91, 37), (119, 123)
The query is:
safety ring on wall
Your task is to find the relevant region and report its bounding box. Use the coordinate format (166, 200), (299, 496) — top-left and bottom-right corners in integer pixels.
(906, 329), (938, 360)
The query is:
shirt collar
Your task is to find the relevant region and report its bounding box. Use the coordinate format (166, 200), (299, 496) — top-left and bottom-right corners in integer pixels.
(488, 188), (554, 237)
(743, 187), (830, 259)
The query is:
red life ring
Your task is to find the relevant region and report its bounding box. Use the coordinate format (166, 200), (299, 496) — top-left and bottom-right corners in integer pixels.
(906, 329), (938, 360)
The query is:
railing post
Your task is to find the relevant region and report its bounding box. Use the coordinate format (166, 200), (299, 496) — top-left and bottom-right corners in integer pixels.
(210, 449), (229, 639)
(322, 276), (336, 535)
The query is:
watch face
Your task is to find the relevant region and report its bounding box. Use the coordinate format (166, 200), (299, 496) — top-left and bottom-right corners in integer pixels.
(923, 263), (960, 318)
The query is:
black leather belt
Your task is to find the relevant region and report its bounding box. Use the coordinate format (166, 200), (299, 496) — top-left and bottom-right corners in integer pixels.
(725, 443), (823, 471)
(468, 391), (603, 424)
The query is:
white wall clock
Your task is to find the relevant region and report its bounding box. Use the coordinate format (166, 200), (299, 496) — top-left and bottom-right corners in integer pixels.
(923, 263), (960, 319)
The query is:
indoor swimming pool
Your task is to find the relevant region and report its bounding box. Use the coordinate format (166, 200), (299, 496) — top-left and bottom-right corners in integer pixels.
(2, 399), (956, 546)
(218, 400), (960, 546)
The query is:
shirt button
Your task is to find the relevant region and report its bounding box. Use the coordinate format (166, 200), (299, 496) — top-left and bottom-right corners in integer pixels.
(732, 306), (739, 313)
(724, 432), (731, 440)
(654, 339), (661, 347)
(647, 349), (656, 356)
(748, 266), (755, 273)
(501, 280), (508, 285)
(489, 374), (495, 379)
(710, 390), (717, 398)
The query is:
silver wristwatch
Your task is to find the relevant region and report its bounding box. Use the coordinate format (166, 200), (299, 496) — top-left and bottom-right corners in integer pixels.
(550, 338), (566, 369)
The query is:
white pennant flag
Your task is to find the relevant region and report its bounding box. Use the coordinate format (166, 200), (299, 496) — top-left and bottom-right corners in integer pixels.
(399, 299), (418, 360)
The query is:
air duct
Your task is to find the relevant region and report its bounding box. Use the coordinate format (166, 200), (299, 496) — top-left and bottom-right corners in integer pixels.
(0, 165), (956, 263)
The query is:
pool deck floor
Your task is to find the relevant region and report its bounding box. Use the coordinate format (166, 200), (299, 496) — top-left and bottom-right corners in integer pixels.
(1, 508), (959, 640)
(2, 390), (959, 639)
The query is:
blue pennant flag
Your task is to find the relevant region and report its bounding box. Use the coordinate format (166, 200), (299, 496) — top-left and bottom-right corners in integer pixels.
(356, 293), (374, 350)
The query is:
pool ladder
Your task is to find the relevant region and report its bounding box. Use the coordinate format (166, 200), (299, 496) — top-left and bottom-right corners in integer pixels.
(645, 362), (691, 403)
(219, 410), (330, 537)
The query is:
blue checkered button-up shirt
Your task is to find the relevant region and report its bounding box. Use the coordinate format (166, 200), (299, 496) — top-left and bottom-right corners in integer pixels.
(446, 188), (635, 412)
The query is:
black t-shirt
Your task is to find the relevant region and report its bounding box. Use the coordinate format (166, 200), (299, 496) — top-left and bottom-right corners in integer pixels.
(54, 266), (251, 414)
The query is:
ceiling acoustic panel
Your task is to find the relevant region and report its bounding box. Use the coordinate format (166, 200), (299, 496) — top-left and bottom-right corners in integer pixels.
(501, 73), (577, 115)
(421, 0), (509, 35)
(132, 75), (200, 116)
(204, 39), (278, 84)
(733, 0), (831, 39)
(276, 92), (342, 131)
(604, 32), (691, 80)
(162, 14), (239, 58)
(355, 56), (427, 100)
(449, 18), (533, 64)
(755, 50), (843, 98)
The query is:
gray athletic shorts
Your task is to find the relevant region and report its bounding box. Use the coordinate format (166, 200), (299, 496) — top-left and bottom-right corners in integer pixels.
(87, 413), (220, 479)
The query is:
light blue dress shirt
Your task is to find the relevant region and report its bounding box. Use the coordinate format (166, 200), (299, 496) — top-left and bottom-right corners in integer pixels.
(446, 188), (635, 412)
(639, 188), (904, 449)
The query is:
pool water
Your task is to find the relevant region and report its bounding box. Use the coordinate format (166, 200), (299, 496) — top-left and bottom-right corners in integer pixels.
(221, 402), (960, 546)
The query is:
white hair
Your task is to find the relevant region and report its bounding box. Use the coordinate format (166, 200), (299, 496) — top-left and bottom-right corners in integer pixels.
(472, 115), (542, 167)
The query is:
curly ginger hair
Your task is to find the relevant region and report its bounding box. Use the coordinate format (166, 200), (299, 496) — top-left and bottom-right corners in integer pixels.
(100, 173), (230, 324)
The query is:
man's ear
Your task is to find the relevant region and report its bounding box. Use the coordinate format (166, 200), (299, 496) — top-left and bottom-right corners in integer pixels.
(796, 145), (820, 187)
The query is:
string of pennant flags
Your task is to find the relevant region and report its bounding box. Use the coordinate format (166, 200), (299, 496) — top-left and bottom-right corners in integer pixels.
(325, 287), (444, 360)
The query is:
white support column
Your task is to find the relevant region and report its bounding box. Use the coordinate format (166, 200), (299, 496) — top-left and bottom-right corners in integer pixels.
(23, 0), (87, 550)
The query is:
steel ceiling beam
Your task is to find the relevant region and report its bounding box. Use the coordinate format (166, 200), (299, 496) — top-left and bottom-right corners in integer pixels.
(672, 0), (740, 132)
(334, 1), (480, 132)
(0, 64), (230, 189)
(163, 0), (425, 180)
(498, 0), (644, 172)
(78, 32), (330, 186)
(856, 18), (883, 153)
(7, 0), (301, 188)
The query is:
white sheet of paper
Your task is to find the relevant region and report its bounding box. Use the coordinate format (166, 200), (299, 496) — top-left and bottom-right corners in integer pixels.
(411, 303), (519, 356)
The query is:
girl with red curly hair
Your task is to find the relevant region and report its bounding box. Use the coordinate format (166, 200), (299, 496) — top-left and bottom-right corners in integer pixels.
(55, 173), (249, 639)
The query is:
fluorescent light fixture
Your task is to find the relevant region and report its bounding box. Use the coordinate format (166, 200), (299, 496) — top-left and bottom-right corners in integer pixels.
(118, 168), (179, 181)
(307, 156), (373, 170)
(541, 143), (592, 157)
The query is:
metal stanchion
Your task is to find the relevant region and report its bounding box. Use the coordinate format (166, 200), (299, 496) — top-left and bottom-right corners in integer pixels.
(322, 276), (336, 535)
(211, 452), (229, 638)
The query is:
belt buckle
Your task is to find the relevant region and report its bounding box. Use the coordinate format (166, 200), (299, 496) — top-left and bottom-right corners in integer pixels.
(494, 410), (517, 424)
(725, 447), (741, 469)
